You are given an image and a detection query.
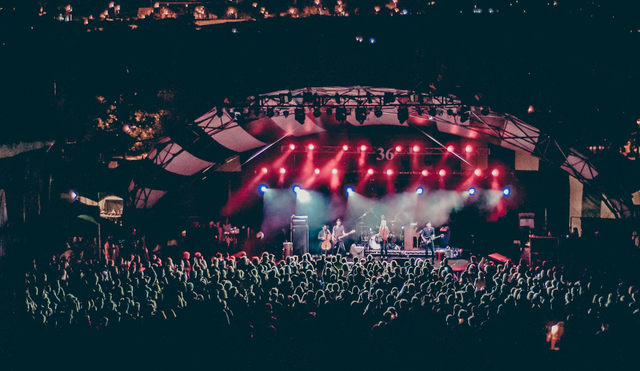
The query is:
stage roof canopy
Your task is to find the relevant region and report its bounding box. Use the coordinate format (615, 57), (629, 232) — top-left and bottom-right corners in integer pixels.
(129, 86), (630, 218)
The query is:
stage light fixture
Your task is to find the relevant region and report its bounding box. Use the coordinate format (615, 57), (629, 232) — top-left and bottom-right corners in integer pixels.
(313, 108), (321, 118)
(259, 185), (268, 194)
(386, 169), (393, 176)
(267, 108), (275, 118)
(280, 93), (292, 103)
(280, 168), (286, 174)
(261, 167), (268, 174)
(374, 107), (383, 118)
(334, 93), (341, 104)
(346, 186), (354, 195)
(395, 145), (402, 152)
(468, 187), (476, 196)
(216, 107), (225, 117)
(474, 169), (482, 177)
(491, 169), (500, 177)
(297, 189), (311, 203)
(465, 145), (473, 153)
(447, 109), (454, 116)
(397, 107), (409, 123)
(438, 169), (446, 177)
(289, 144), (296, 150)
(355, 107), (367, 123)
(421, 170), (428, 176)
(293, 185), (301, 194)
(481, 106), (490, 115)
(314, 168), (320, 174)
(367, 169), (374, 175)
(360, 145), (367, 152)
(342, 145), (349, 151)
(416, 108), (423, 116)
(412, 145), (420, 153)
(326, 107), (333, 116)
(295, 108), (305, 124)
(308, 144), (315, 150)
(460, 111), (469, 123)
(416, 187), (424, 195)
(383, 92), (394, 104)
(503, 187), (511, 196)
(336, 107), (347, 122)
(447, 145), (454, 152)
(428, 107), (437, 117)
(70, 190), (78, 201)
(332, 168), (338, 174)
(283, 110), (290, 118)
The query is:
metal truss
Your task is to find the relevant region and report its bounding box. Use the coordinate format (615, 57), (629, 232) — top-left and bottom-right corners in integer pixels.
(281, 145), (490, 156)
(217, 87), (466, 115)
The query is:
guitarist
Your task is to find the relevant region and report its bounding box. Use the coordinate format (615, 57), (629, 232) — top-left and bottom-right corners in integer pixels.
(332, 219), (347, 255)
(318, 225), (332, 255)
(378, 215), (390, 256)
(420, 222), (436, 261)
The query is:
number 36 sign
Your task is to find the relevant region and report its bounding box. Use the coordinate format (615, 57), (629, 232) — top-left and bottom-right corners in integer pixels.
(375, 148), (396, 160)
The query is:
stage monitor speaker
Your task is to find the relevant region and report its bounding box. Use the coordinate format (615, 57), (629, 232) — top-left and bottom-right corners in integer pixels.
(404, 223), (419, 250)
(291, 215), (309, 256)
(529, 236), (559, 254)
(527, 236), (559, 267)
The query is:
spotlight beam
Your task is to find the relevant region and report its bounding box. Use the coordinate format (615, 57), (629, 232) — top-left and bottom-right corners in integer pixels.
(408, 123), (472, 166)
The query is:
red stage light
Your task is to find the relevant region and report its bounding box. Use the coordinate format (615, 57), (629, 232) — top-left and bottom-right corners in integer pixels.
(289, 144), (296, 150)
(474, 169), (482, 176)
(280, 168), (286, 174)
(360, 145), (367, 152)
(261, 167), (268, 174)
(395, 146), (402, 152)
(491, 169), (499, 177)
(367, 169), (374, 175)
(438, 169), (446, 177)
(342, 144), (349, 151)
(314, 168), (320, 174)
(421, 170), (428, 176)
(386, 169), (393, 175)
(413, 145), (420, 152)
(308, 144), (315, 150)
(447, 145), (454, 152)
(465, 145), (473, 153)
(332, 168), (338, 174)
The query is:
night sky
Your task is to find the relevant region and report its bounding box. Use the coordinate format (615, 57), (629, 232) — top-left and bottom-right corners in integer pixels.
(2, 1), (640, 148)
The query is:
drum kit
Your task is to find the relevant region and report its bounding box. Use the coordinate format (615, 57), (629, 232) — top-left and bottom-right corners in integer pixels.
(360, 222), (402, 251)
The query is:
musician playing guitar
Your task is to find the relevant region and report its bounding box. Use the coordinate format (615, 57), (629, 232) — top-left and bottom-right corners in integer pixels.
(332, 219), (355, 255)
(318, 225), (332, 255)
(378, 215), (390, 256)
(420, 222), (437, 261)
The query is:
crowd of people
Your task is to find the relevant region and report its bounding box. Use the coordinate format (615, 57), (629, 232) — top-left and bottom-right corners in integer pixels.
(0, 228), (626, 370)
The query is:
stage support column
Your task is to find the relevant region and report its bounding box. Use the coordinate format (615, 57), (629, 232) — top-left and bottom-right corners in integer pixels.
(569, 175), (583, 235)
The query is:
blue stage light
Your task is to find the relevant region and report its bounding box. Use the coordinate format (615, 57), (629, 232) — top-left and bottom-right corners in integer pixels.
(416, 187), (424, 195)
(293, 185), (301, 194)
(70, 190), (78, 201)
(346, 186), (354, 195)
(503, 187), (511, 196)
(259, 185), (268, 194)
(468, 187), (476, 196)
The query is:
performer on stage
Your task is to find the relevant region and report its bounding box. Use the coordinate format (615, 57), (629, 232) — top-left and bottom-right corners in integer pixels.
(378, 215), (389, 256)
(318, 225), (332, 255)
(332, 219), (347, 255)
(420, 222), (436, 260)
